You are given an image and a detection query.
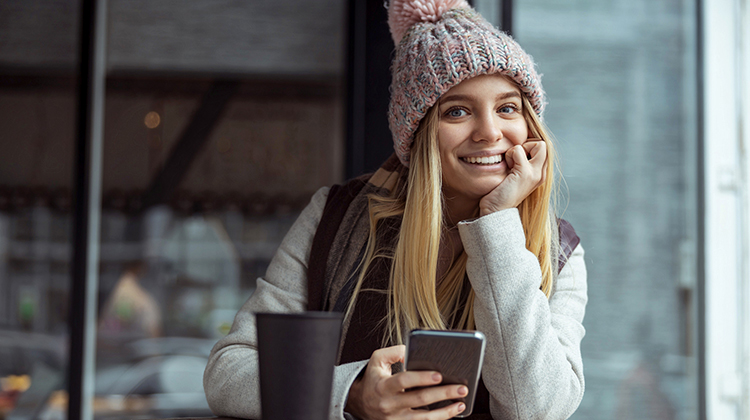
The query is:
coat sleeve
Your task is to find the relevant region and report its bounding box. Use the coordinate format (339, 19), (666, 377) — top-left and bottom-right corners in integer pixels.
(203, 187), (369, 420)
(458, 208), (588, 420)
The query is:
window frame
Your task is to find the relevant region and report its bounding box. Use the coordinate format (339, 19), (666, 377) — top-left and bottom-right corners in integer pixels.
(701, 0), (750, 419)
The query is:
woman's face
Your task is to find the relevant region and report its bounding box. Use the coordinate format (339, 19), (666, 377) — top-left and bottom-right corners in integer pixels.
(437, 74), (529, 203)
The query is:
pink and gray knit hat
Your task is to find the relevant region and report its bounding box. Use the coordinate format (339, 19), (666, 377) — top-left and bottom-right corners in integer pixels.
(387, 0), (546, 166)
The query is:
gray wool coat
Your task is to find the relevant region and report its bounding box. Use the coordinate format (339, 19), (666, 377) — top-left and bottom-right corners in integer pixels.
(203, 187), (588, 420)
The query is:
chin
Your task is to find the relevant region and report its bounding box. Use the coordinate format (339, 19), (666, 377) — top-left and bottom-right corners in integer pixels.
(456, 186), (498, 202)
(443, 177), (505, 202)
(471, 179), (504, 196)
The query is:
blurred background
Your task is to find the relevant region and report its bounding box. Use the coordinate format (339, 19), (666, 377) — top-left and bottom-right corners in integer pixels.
(0, 0), (747, 419)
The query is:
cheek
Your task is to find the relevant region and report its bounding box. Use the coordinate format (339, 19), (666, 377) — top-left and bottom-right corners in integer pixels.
(437, 129), (461, 159)
(513, 122), (529, 142)
(523, 124), (529, 137)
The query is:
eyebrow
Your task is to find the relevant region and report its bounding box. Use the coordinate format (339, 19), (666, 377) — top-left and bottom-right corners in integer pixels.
(440, 91), (522, 105)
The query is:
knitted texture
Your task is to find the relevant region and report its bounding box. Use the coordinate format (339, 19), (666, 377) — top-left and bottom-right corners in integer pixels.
(388, 0), (470, 44)
(387, 5), (546, 166)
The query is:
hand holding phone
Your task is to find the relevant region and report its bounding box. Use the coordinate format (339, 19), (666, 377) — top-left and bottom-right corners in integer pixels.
(345, 345), (469, 419)
(405, 330), (486, 417)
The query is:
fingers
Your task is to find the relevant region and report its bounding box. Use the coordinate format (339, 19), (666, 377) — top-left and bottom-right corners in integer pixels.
(505, 144), (529, 172)
(369, 373), (465, 418)
(507, 139), (542, 164)
(400, 384), (468, 409)
(382, 370), (442, 394)
(523, 139), (546, 166)
(418, 401), (467, 419)
(509, 140), (546, 179)
(481, 139), (547, 215)
(524, 140), (547, 187)
(523, 137), (542, 157)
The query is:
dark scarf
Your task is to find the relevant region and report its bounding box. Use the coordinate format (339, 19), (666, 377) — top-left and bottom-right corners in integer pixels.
(307, 154), (579, 418)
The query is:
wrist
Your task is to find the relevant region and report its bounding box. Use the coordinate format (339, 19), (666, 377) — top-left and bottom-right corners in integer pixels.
(479, 203), (511, 217)
(345, 378), (363, 417)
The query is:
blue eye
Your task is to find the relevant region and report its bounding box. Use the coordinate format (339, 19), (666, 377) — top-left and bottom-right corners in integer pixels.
(499, 105), (517, 114)
(446, 108), (467, 118)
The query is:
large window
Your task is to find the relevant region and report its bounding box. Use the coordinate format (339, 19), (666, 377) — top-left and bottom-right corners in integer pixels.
(0, 1), (345, 419)
(514, 0), (700, 419)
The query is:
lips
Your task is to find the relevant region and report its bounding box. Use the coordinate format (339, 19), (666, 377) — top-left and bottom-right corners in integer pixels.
(460, 154), (503, 165)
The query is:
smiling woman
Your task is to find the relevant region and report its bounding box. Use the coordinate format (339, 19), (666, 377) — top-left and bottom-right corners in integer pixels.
(435, 74), (548, 219)
(204, 1), (587, 419)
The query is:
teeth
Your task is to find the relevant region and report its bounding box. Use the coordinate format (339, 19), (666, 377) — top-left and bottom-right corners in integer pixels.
(462, 155), (503, 165)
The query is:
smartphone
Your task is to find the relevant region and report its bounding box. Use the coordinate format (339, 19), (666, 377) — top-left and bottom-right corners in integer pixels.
(404, 329), (486, 417)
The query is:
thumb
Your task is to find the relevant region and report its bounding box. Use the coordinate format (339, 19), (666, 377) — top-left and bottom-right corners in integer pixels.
(370, 345), (406, 373)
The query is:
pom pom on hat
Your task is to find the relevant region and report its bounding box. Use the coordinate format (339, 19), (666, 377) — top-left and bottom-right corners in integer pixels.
(387, 0), (470, 44)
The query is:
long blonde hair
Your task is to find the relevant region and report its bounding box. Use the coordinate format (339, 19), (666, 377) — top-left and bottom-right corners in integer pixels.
(345, 94), (559, 346)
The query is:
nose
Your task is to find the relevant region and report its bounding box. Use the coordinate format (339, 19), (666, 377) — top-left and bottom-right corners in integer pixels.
(472, 112), (504, 143)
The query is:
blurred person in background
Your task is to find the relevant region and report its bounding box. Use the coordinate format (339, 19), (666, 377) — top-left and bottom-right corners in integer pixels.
(98, 263), (162, 339)
(204, 0), (588, 419)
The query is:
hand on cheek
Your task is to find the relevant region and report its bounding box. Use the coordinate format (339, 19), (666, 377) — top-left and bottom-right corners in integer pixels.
(479, 139), (547, 217)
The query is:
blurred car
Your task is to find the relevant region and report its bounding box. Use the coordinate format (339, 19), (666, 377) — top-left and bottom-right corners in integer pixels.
(1, 331), (215, 420)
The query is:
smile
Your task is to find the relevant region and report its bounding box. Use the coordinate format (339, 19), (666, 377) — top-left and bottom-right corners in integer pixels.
(460, 154), (503, 165)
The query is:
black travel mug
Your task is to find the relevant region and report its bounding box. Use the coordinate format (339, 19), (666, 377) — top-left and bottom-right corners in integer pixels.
(256, 311), (343, 420)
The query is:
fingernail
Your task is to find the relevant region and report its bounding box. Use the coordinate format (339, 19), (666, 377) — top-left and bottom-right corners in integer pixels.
(458, 403), (466, 412)
(458, 386), (468, 396)
(432, 372), (442, 382)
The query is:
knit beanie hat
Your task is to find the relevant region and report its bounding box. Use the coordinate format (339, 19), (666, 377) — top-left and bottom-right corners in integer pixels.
(387, 0), (546, 166)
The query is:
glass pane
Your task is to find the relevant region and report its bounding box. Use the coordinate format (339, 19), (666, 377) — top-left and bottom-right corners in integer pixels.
(0, 1), (80, 419)
(93, 1), (345, 418)
(515, 1), (699, 419)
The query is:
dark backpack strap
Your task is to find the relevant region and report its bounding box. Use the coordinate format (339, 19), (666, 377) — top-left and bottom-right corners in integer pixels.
(306, 179), (369, 311)
(557, 218), (580, 274)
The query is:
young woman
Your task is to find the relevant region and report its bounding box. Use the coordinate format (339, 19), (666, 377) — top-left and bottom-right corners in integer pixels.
(204, 1), (587, 419)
